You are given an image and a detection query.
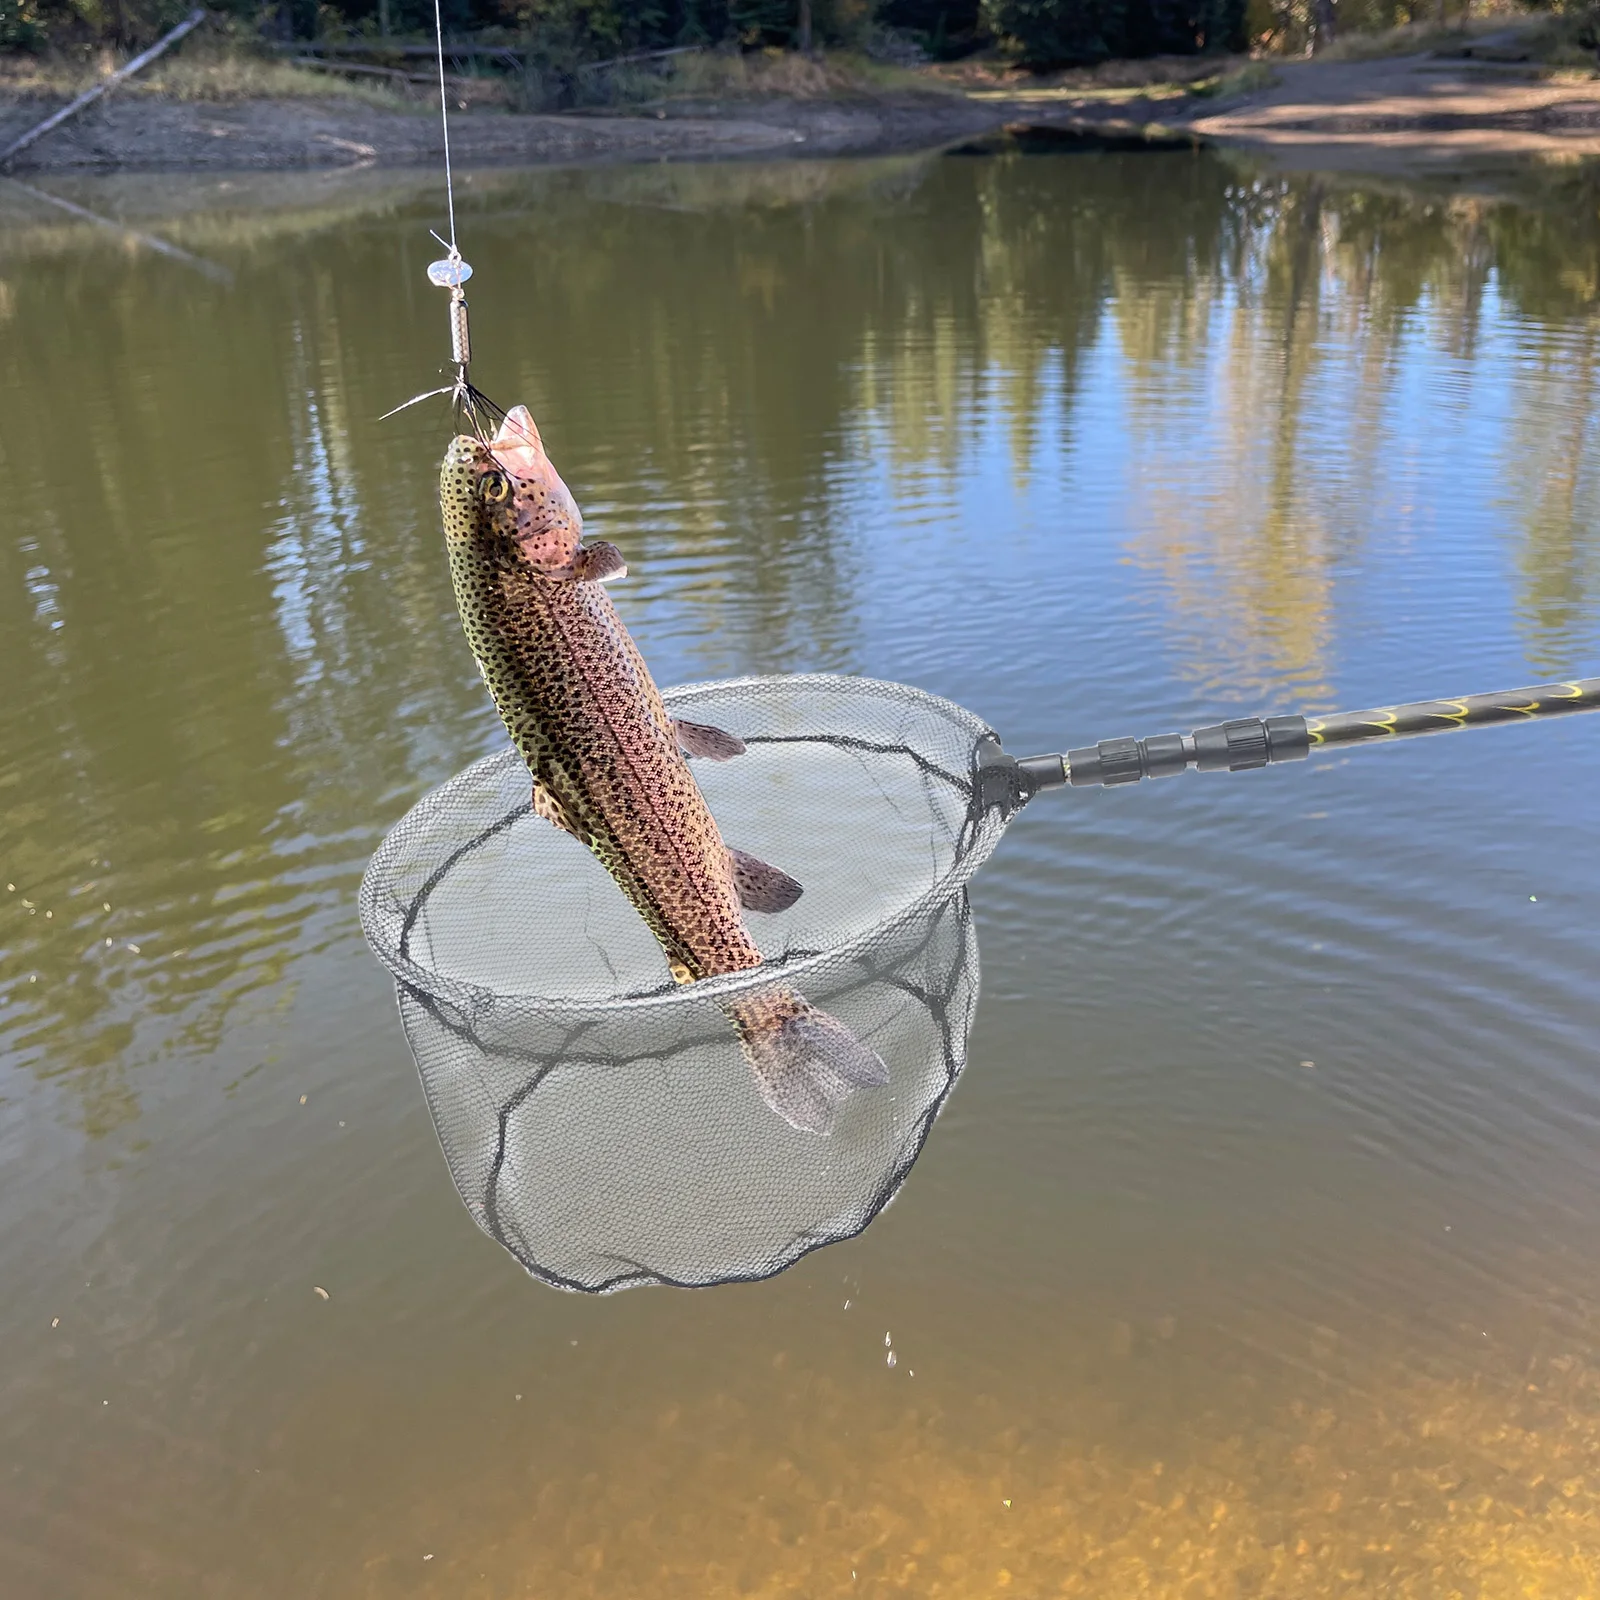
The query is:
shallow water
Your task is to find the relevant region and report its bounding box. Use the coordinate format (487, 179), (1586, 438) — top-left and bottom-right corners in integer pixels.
(3, 149), (1600, 1596)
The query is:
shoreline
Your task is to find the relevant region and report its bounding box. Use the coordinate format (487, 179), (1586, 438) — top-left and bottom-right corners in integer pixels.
(2, 48), (1599, 174)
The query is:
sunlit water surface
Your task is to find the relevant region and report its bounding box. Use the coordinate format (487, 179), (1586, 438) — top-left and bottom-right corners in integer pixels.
(3, 150), (1600, 1597)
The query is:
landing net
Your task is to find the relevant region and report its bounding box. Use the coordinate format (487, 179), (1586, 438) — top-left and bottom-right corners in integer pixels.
(359, 674), (1008, 1291)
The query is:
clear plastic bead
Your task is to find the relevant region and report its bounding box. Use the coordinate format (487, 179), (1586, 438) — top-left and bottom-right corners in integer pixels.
(427, 258), (473, 288)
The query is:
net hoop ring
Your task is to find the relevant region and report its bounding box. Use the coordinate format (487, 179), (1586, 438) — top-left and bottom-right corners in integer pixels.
(358, 673), (1007, 1024)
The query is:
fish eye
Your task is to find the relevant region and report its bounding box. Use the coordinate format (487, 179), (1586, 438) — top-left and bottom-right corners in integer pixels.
(480, 470), (511, 504)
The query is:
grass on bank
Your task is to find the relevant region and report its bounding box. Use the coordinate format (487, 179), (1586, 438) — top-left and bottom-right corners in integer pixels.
(143, 50), (415, 105)
(1291, 8), (1597, 70)
(1300, 15), (1523, 60)
(1188, 59), (1280, 97)
(681, 45), (940, 96)
(2, 7), (1592, 116)
(572, 47), (952, 107)
(1516, 6), (1600, 71)
(0, 36), (945, 112)
(0, 41), (412, 106)
(934, 6), (1595, 105)
(933, 50), (1281, 103)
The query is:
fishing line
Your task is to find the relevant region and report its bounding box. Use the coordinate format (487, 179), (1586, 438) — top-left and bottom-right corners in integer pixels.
(433, 0), (458, 263)
(380, 0), (489, 431)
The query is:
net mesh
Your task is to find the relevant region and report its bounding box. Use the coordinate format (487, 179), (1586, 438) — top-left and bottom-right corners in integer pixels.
(359, 674), (1010, 1292)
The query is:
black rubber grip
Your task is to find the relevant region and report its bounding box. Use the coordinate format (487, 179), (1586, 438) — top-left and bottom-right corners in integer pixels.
(1096, 736), (1144, 785)
(1061, 715), (1311, 788)
(1192, 718), (1269, 772)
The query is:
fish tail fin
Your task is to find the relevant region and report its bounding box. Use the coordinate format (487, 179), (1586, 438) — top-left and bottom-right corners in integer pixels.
(734, 990), (888, 1136)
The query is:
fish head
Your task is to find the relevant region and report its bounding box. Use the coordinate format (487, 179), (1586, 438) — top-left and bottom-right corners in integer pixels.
(439, 405), (585, 573)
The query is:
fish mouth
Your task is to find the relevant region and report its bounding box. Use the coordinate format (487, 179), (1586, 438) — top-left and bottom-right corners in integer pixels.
(423, 380), (510, 449)
(423, 386), (542, 484)
(484, 405), (546, 484)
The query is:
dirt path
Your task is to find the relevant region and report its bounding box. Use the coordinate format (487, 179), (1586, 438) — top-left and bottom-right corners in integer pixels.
(1179, 49), (1600, 167)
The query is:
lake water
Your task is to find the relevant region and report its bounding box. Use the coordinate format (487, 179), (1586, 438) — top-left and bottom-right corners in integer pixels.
(3, 147), (1600, 1597)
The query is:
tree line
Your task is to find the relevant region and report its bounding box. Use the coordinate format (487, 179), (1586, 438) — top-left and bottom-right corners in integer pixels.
(0, 0), (1576, 77)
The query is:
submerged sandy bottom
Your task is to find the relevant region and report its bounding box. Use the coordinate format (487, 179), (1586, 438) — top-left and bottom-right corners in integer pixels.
(343, 1347), (1600, 1597)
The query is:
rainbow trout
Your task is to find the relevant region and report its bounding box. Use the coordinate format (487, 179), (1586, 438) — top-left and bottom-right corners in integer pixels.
(440, 406), (887, 1134)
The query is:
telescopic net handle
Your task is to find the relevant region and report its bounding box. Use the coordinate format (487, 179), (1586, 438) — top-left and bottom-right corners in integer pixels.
(1020, 677), (1600, 793)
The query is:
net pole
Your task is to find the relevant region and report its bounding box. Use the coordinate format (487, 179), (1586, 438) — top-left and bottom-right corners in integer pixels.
(1306, 680), (1600, 745)
(1017, 676), (1600, 793)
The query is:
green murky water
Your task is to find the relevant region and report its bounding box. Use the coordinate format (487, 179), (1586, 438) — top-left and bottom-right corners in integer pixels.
(4, 149), (1600, 1597)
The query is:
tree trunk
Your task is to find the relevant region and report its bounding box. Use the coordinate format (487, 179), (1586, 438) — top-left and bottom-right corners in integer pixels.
(797, 0), (813, 54)
(1312, 0), (1336, 50)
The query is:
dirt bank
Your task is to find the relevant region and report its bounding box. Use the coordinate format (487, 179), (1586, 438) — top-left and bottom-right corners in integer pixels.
(1179, 49), (1600, 168)
(1, 41), (1598, 172)
(0, 87), (1044, 171)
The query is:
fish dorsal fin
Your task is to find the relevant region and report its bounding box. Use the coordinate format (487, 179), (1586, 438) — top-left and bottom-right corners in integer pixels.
(727, 848), (802, 913)
(491, 405), (546, 482)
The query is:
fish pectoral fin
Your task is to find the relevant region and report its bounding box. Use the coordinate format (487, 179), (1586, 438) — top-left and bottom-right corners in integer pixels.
(727, 847), (802, 913)
(531, 777), (582, 838)
(571, 541), (628, 584)
(525, 541), (626, 585)
(675, 719), (747, 761)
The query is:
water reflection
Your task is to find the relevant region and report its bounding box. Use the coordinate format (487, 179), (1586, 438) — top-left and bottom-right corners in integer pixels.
(4, 149), (1600, 1596)
(4, 150), (1600, 1144)
(1503, 322), (1600, 672)
(4, 149), (1600, 1123)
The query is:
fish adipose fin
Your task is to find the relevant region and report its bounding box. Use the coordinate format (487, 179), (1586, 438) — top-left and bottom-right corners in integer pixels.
(728, 848), (802, 913)
(738, 995), (890, 1136)
(676, 719), (747, 761)
(531, 778), (582, 838)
